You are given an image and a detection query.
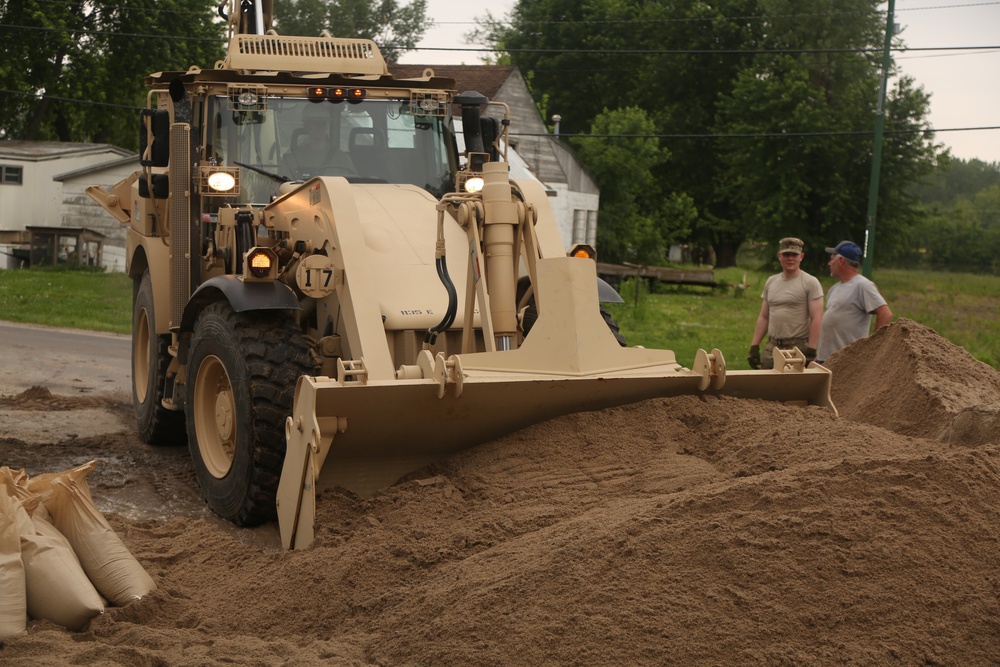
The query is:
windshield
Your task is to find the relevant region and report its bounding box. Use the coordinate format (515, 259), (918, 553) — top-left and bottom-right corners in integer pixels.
(205, 96), (458, 203)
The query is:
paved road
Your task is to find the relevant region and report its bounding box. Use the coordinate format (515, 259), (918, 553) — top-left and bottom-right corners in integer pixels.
(0, 321), (132, 396)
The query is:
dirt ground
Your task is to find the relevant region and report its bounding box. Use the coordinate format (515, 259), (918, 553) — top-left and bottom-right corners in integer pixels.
(1, 317), (999, 666)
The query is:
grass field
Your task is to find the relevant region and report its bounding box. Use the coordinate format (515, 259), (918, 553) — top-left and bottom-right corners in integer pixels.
(1, 264), (997, 371)
(606, 265), (1000, 371)
(0, 266), (132, 335)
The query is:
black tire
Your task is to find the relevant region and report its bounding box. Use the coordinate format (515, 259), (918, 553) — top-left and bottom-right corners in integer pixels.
(185, 302), (312, 526)
(133, 271), (186, 445)
(600, 305), (627, 347)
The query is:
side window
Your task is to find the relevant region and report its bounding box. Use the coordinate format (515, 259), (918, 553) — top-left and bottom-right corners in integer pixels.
(1, 165), (23, 185)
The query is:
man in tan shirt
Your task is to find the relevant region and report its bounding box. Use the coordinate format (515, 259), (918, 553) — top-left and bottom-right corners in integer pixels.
(748, 237), (824, 369)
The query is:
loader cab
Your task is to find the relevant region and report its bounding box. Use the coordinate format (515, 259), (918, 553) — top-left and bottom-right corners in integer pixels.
(202, 93), (459, 206)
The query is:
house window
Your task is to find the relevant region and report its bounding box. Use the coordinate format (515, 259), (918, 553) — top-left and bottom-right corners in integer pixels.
(586, 210), (598, 246)
(573, 209), (587, 244)
(1, 165), (23, 185)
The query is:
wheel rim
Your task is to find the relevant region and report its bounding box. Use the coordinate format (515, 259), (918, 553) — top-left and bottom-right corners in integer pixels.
(134, 306), (151, 402)
(193, 354), (236, 479)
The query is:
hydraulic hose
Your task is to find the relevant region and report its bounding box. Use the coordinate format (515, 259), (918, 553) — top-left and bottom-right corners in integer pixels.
(425, 207), (457, 346)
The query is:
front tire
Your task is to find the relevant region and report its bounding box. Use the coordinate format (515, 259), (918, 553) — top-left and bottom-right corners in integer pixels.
(133, 271), (186, 445)
(185, 302), (311, 526)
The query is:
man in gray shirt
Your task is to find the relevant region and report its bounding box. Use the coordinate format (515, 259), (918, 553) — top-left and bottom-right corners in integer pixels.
(816, 240), (893, 363)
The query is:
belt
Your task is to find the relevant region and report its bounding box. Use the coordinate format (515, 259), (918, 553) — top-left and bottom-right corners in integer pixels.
(770, 337), (806, 347)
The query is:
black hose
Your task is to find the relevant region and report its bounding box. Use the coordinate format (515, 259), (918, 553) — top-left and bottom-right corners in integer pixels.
(235, 218), (254, 274)
(425, 256), (457, 346)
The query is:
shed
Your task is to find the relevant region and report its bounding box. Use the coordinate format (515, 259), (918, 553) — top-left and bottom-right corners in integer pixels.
(26, 225), (105, 268)
(0, 141), (134, 271)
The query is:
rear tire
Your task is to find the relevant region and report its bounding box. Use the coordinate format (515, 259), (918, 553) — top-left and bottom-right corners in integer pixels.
(133, 271), (186, 445)
(185, 302), (312, 526)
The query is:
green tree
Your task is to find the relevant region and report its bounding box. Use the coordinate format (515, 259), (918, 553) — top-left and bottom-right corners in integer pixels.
(576, 107), (696, 265)
(484, 0), (940, 269)
(276, 0), (431, 62)
(913, 157), (1000, 206)
(0, 0), (224, 149)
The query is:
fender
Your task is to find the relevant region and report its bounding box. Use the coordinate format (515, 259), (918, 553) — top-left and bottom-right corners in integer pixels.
(181, 275), (301, 332)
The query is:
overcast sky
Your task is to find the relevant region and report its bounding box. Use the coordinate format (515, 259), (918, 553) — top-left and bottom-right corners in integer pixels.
(398, 0), (1000, 164)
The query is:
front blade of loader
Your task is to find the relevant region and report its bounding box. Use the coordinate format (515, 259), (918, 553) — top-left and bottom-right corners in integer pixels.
(276, 257), (836, 549)
(276, 353), (835, 550)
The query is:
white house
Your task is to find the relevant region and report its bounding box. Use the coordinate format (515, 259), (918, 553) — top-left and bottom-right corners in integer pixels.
(0, 141), (135, 270)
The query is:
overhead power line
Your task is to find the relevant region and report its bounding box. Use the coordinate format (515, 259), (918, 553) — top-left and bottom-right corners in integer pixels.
(403, 44), (1000, 55)
(512, 126), (1000, 140)
(2, 23), (1000, 56)
(434, 1), (1000, 26)
(4, 88), (996, 141)
(0, 23), (223, 42)
(0, 89), (142, 112)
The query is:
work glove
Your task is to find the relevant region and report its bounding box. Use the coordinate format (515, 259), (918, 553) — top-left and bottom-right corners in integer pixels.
(747, 345), (761, 370)
(805, 346), (817, 365)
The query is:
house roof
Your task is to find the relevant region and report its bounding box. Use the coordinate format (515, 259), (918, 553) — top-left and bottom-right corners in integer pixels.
(0, 141), (132, 162)
(54, 154), (139, 181)
(390, 65), (517, 99)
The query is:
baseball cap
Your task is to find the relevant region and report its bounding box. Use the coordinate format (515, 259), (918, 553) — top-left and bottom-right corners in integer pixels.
(778, 237), (803, 254)
(825, 240), (863, 263)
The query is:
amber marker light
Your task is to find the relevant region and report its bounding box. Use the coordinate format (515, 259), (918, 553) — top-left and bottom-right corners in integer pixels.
(248, 249), (274, 278)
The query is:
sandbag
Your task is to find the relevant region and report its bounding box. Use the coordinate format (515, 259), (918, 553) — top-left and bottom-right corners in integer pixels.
(0, 466), (53, 523)
(20, 512), (104, 632)
(26, 460), (98, 514)
(49, 476), (156, 606)
(0, 488), (27, 641)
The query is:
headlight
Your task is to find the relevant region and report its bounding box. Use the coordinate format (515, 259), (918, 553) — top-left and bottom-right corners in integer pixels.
(464, 177), (484, 194)
(207, 171), (236, 192)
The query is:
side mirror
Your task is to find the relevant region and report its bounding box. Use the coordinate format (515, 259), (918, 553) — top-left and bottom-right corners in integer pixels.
(455, 91), (488, 156)
(480, 116), (501, 162)
(139, 109), (170, 167)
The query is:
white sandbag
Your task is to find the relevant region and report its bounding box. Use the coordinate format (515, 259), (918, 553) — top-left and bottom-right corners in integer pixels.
(0, 488), (27, 641)
(49, 476), (156, 606)
(20, 512), (104, 632)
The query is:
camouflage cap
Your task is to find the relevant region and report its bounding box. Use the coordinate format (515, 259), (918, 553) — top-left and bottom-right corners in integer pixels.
(778, 237), (804, 254)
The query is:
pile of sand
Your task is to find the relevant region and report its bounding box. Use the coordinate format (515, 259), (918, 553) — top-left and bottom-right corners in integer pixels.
(2, 319), (999, 666)
(827, 318), (1000, 446)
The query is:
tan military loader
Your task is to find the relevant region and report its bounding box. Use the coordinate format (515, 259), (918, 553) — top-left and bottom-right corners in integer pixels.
(87, 0), (835, 550)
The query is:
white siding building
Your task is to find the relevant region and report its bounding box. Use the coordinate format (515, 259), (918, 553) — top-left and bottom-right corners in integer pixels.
(0, 141), (135, 270)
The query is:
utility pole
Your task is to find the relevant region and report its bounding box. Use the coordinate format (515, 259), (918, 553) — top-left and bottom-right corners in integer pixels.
(863, 0), (895, 278)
